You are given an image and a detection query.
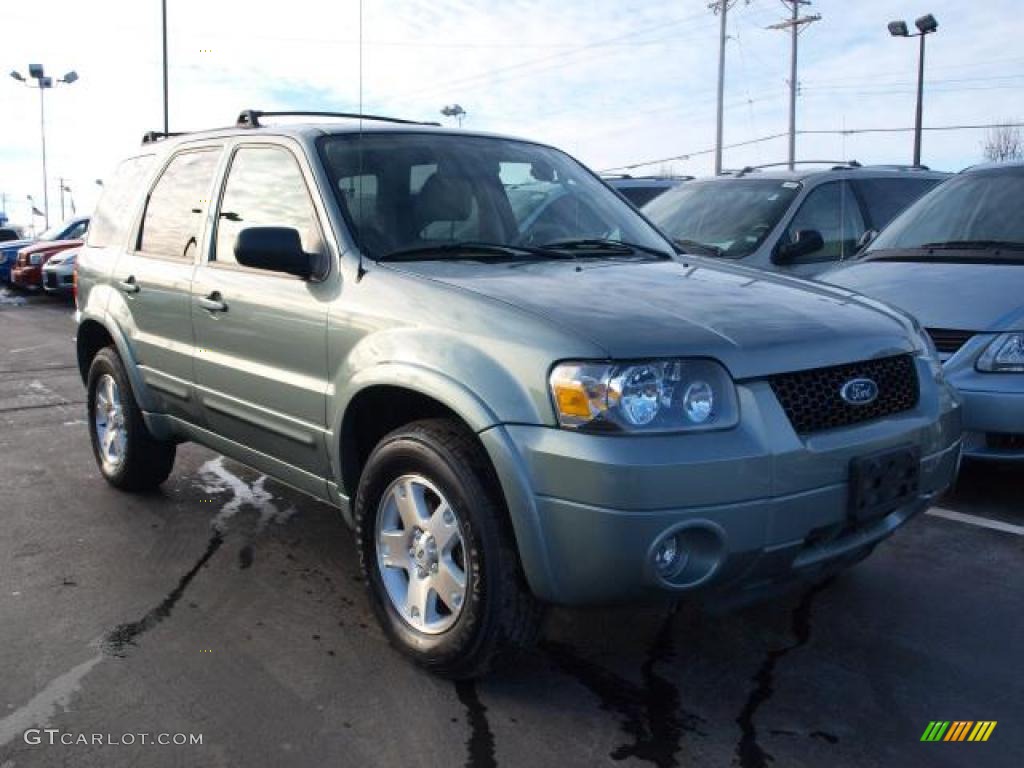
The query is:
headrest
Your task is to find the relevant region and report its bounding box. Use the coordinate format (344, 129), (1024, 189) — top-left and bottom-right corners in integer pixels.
(416, 172), (473, 225)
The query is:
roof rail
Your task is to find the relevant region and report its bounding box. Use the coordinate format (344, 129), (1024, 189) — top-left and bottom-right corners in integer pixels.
(236, 109), (439, 128)
(729, 160), (862, 177)
(857, 163), (932, 171)
(141, 130), (187, 145)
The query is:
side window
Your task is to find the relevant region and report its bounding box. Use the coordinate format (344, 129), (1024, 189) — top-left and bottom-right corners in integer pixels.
(138, 149), (220, 260)
(852, 177), (941, 230)
(87, 155), (155, 248)
(784, 181), (865, 263)
(64, 220), (89, 240)
(214, 146), (322, 266)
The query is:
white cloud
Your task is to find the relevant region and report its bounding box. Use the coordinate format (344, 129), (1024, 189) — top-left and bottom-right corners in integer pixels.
(1, 0), (1020, 227)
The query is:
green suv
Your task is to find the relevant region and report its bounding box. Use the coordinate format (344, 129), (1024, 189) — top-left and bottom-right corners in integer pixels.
(76, 110), (962, 677)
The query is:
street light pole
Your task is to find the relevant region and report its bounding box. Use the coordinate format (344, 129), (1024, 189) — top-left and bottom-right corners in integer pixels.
(9, 65), (78, 229)
(38, 86), (49, 227)
(914, 31), (926, 167)
(888, 14), (938, 167)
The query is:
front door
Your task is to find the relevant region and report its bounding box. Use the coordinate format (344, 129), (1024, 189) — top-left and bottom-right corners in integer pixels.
(191, 142), (333, 485)
(112, 146), (222, 423)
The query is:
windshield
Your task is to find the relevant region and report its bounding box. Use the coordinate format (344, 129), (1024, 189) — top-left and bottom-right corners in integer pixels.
(37, 222), (66, 241)
(643, 178), (800, 258)
(867, 168), (1024, 254)
(318, 133), (671, 260)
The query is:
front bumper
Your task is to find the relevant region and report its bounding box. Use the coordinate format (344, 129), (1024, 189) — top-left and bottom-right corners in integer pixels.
(42, 267), (74, 294)
(482, 356), (962, 605)
(11, 265), (42, 289)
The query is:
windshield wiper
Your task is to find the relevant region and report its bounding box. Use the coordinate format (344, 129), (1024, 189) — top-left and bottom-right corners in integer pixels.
(377, 241), (575, 262)
(919, 240), (1024, 251)
(539, 237), (672, 259)
(672, 238), (724, 257)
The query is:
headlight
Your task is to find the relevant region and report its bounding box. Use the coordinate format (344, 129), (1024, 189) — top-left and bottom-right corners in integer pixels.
(549, 359), (739, 433)
(977, 333), (1024, 373)
(29, 253), (42, 266)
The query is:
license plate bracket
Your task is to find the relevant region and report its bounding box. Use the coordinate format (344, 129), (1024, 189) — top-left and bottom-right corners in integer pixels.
(849, 445), (921, 524)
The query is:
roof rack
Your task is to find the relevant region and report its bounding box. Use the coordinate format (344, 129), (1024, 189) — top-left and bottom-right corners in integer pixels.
(730, 160), (862, 177)
(141, 130), (187, 145)
(601, 173), (694, 181)
(236, 109), (439, 128)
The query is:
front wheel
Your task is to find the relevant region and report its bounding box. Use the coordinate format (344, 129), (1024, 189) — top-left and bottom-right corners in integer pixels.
(354, 418), (543, 678)
(87, 347), (176, 491)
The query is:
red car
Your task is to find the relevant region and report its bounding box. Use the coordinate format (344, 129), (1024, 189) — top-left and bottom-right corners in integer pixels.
(10, 217), (89, 289)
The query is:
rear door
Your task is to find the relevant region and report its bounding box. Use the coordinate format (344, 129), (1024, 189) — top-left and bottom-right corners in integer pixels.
(111, 145), (222, 423)
(851, 176), (943, 232)
(191, 140), (333, 486)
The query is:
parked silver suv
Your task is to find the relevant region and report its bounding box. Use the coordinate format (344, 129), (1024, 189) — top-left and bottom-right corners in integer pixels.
(644, 163), (948, 277)
(76, 111), (961, 677)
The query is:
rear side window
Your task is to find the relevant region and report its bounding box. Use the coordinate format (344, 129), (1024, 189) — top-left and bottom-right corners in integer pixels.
(213, 146), (323, 266)
(853, 177), (942, 230)
(138, 149), (221, 260)
(87, 156), (155, 247)
(618, 186), (668, 208)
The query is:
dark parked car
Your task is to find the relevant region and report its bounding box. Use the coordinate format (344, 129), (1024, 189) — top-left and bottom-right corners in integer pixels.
(603, 175), (691, 208)
(824, 161), (1024, 462)
(644, 163), (948, 277)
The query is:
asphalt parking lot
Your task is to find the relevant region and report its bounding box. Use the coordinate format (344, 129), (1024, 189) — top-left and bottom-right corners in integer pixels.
(0, 290), (1021, 768)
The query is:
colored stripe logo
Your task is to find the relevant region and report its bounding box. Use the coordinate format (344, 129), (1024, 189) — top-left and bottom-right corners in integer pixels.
(921, 721), (997, 742)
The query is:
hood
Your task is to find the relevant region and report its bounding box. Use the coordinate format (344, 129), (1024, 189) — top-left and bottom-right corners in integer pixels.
(19, 239), (82, 256)
(385, 257), (918, 379)
(0, 238), (35, 252)
(822, 261), (1024, 332)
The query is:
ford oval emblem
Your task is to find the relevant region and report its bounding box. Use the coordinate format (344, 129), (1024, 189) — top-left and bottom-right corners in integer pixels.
(840, 377), (879, 406)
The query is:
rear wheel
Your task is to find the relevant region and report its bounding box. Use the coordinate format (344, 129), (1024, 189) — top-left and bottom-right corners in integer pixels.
(87, 347), (176, 491)
(354, 418), (543, 678)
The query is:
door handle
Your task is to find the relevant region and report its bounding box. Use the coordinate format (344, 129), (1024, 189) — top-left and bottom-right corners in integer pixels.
(197, 291), (227, 313)
(118, 276), (140, 294)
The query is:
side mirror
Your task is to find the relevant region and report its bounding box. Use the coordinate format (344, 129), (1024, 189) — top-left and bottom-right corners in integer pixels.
(234, 227), (315, 279)
(856, 228), (878, 251)
(776, 228), (825, 263)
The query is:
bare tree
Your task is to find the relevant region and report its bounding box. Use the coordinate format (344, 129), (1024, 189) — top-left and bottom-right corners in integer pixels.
(982, 121), (1023, 162)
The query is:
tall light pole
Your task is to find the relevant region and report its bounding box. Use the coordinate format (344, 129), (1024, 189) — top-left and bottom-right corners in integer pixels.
(889, 14), (938, 167)
(10, 65), (78, 228)
(769, 1), (820, 171)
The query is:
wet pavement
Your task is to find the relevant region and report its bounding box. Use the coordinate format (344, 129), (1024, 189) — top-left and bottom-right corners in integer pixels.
(1, 292), (1021, 768)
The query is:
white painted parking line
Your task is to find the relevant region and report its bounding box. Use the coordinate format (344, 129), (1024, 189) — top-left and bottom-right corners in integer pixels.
(926, 507), (1024, 536)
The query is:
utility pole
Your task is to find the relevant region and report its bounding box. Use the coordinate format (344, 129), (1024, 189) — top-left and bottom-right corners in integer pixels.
(769, 1), (820, 170)
(710, 1), (730, 175)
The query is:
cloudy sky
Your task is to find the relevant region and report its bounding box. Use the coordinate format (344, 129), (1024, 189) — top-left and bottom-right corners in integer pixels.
(1, 0), (1021, 227)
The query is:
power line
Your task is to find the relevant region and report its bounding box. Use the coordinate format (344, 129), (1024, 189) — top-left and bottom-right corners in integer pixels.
(600, 121), (1024, 172)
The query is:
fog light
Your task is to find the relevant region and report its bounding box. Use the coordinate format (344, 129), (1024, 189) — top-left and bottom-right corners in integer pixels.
(652, 535), (685, 576)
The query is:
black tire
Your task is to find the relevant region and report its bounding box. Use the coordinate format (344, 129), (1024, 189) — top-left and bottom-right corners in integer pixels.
(87, 347), (176, 491)
(354, 418), (543, 679)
